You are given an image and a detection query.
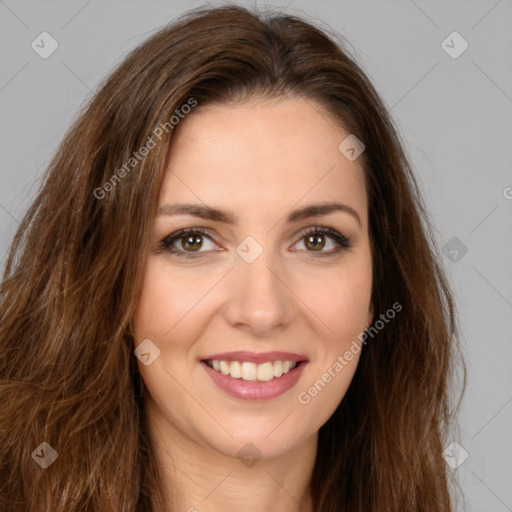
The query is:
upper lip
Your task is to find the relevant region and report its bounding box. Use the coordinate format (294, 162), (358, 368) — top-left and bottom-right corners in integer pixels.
(201, 351), (309, 364)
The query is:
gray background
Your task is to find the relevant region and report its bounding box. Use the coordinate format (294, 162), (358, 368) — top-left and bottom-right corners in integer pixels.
(1, 0), (511, 509)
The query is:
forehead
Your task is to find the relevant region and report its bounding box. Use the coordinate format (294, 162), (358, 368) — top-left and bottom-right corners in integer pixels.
(160, 97), (368, 226)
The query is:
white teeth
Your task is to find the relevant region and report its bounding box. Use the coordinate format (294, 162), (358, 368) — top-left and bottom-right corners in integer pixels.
(219, 361), (230, 375)
(230, 360), (242, 378)
(241, 362), (257, 381)
(257, 362), (274, 382)
(207, 359), (299, 381)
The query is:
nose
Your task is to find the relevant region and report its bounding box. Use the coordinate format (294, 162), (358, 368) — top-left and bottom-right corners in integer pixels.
(222, 249), (294, 336)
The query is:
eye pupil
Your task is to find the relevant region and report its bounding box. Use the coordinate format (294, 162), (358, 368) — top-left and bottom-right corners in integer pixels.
(305, 234), (325, 251)
(183, 234), (203, 251)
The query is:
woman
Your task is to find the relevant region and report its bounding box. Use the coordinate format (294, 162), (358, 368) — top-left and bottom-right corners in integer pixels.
(0, 4), (466, 511)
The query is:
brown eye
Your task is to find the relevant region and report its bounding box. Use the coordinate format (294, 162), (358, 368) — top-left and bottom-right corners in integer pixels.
(180, 234), (203, 251)
(160, 228), (219, 259)
(304, 234), (326, 251)
(292, 226), (352, 256)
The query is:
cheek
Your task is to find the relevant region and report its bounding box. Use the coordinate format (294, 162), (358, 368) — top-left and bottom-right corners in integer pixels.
(292, 254), (372, 411)
(294, 256), (372, 340)
(132, 258), (215, 342)
(294, 270), (369, 425)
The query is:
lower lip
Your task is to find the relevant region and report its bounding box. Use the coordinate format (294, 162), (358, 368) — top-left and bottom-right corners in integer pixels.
(201, 361), (307, 401)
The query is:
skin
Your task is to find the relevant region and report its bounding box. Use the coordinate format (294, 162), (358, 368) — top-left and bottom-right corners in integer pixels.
(132, 96), (373, 512)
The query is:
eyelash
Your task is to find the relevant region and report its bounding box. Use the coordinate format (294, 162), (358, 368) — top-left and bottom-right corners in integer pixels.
(158, 226), (353, 260)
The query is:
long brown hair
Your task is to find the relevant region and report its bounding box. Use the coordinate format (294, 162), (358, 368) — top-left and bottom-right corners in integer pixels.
(0, 5), (466, 511)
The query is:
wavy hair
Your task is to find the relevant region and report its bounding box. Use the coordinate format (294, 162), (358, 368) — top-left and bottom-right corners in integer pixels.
(0, 5), (466, 511)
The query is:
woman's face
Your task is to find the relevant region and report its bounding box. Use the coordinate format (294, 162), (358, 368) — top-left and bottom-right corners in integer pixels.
(132, 96), (373, 461)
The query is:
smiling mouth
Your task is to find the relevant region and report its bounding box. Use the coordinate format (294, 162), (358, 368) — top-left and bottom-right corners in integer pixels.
(204, 359), (302, 382)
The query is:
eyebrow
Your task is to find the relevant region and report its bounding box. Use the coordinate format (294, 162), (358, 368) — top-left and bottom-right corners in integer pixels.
(158, 201), (362, 227)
